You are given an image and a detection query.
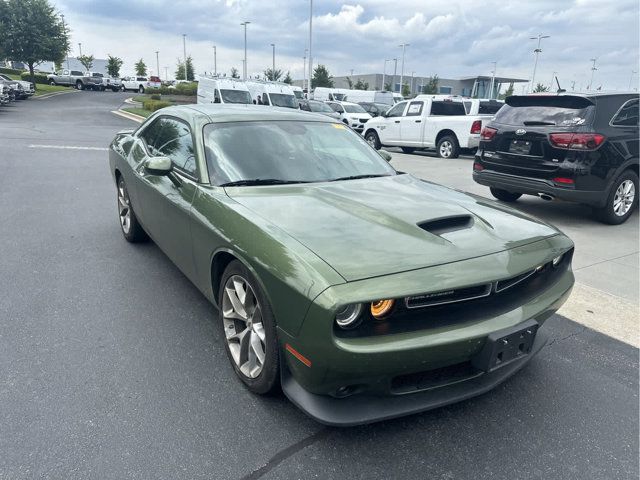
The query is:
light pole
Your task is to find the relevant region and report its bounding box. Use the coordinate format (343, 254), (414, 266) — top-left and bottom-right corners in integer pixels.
(303, 49), (308, 92)
(182, 34), (187, 80)
(382, 59), (391, 91)
(630, 70), (637, 90)
(490, 61), (497, 99)
(308, 0), (313, 92)
(350, 69), (354, 77)
(529, 34), (550, 92)
(155, 51), (159, 78)
(78, 42), (82, 57)
(213, 45), (217, 76)
(61, 14), (69, 71)
(392, 58), (397, 92)
(164, 66), (169, 81)
(271, 43), (275, 80)
(588, 58), (597, 90)
(241, 22), (250, 80)
(398, 43), (409, 95)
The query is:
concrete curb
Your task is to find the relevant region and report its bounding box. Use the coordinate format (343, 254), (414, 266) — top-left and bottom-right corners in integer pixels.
(124, 97), (142, 105)
(111, 109), (145, 123)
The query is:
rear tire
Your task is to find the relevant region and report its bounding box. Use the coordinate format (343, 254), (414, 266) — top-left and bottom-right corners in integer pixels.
(76, 81), (83, 90)
(49, 80), (56, 86)
(365, 130), (381, 150)
(138, 85), (145, 93)
(490, 187), (522, 202)
(594, 170), (638, 225)
(117, 176), (148, 242)
(401, 147), (416, 154)
(436, 135), (460, 159)
(218, 260), (280, 395)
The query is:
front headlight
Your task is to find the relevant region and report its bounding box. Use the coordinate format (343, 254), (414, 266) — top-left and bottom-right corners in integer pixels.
(370, 299), (395, 319)
(335, 304), (363, 329)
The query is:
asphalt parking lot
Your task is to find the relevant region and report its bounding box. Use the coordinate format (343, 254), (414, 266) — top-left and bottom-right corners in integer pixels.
(0, 92), (638, 479)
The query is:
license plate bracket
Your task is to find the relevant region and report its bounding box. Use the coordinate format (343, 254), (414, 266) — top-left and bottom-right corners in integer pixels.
(471, 319), (539, 373)
(509, 139), (532, 155)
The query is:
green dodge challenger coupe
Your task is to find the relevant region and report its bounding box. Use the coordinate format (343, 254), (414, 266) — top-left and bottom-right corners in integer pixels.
(109, 105), (574, 426)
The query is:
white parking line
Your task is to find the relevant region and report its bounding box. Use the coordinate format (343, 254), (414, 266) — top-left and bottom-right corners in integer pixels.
(28, 144), (109, 151)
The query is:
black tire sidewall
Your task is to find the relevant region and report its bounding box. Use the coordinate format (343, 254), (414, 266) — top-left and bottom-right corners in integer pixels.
(365, 131), (381, 150)
(490, 187), (522, 202)
(218, 260), (280, 395)
(597, 170), (638, 225)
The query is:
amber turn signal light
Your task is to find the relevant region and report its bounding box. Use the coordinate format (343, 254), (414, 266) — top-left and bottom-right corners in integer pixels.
(370, 299), (395, 319)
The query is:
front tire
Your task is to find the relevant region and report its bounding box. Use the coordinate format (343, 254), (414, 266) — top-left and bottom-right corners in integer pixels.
(138, 85), (145, 93)
(490, 187), (522, 202)
(219, 260), (279, 395)
(117, 176), (148, 242)
(365, 130), (381, 150)
(436, 135), (459, 159)
(594, 170), (638, 225)
(76, 81), (83, 90)
(49, 80), (56, 86)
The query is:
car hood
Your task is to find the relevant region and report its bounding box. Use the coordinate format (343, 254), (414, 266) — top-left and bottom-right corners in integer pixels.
(227, 174), (560, 281)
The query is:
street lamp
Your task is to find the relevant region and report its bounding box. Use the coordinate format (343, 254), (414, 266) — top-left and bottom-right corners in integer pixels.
(270, 43), (276, 80)
(392, 58), (397, 92)
(241, 22), (250, 80)
(155, 51), (159, 78)
(61, 14), (69, 70)
(410, 71), (415, 95)
(213, 45), (217, 76)
(588, 58), (597, 90)
(490, 61), (497, 99)
(398, 43), (409, 95)
(382, 59), (391, 91)
(308, 0), (313, 92)
(630, 70), (637, 90)
(303, 49), (308, 92)
(78, 42), (82, 57)
(182, 34), (187, 80)
(529, 34), (550, 92)
(164, 66), (169, 81)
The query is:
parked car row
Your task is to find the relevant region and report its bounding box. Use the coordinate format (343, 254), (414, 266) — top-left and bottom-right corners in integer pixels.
(46, 70), (161, 92)
(0, 74), (35, 105)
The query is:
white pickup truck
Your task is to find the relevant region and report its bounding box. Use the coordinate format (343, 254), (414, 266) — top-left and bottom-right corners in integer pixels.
(363, 96), (485, 158)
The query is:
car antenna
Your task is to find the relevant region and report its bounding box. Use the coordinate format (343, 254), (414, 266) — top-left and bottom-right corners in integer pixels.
(555, 76), (566, 93)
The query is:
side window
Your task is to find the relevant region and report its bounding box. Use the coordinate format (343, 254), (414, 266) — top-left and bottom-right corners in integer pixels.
(131, 143), (146, 164)
(214, 89), (221, 103)
(611, 99), (639, 127)
(328, 103), (340, 112)
(406, 101), (424, 117)
(262, 93), (270, 105)
(139, 118), (162, 152)
(154, 118), (197, 177)
(386, 102), (407, 117)
(430, 101), (466, 116)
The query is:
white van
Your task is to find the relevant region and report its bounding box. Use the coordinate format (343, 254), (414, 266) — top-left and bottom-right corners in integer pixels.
(291, 85), (304, 101)
(245, 81), (298, 108)
(311, 87), (347, 101)
(197, 76), (252, 104)
(343, 90), (394, 105)
(392, 93), (404, 104)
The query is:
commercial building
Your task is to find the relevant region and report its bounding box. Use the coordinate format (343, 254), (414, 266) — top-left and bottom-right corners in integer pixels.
(294, 73), (528, 98)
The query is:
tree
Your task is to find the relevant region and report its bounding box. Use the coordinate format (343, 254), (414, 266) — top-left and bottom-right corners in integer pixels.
(54, 59), (63, 72)
(175, 56), (194, 81)
(401, 83), (410, 97)
(499, 82), (514, 100)
(106, 55), (123, 78)
(0, 0), (69, 85)
(135, 58), (147, 76)
(263, 68), (283, 81)
(312, 64), (333, 88)
(354, 78), (369, 90)
(230, 67), (239, 79)
(384, 82), (392, 91)
(421, 75), (439, 94)
(282, 71), (293, 84)
(533, 82), (549, 93)
(345, 77), (353, 88)
(77, 54), (94, 72)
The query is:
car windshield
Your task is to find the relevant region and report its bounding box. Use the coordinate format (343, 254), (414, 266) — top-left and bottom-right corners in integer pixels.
(204, 121), (395, 185)
(269, 93), (297, 108)
(220, 89), (252, 104)
(343, 104), (366, 113)
(293, 90), (303, 99)
(333, 93), (346, 101)
(309, 101), (334, 113)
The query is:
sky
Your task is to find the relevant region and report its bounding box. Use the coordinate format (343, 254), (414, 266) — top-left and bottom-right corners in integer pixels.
(53, 0), (639, 91)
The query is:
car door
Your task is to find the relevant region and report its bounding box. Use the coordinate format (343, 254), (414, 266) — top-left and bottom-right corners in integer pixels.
(133, 116), (200, 279)
(378, 101), (407, 144)
(61, 69), (71, 85)
(399, 101), (426, 146)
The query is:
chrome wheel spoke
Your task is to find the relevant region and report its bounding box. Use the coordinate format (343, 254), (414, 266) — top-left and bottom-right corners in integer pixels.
(613, 180), (635, 216)
(225, 285), (247, 319)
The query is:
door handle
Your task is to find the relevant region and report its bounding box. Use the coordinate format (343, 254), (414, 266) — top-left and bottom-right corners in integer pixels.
(394, 120), (400, 124)
(415, 120), (422, 123)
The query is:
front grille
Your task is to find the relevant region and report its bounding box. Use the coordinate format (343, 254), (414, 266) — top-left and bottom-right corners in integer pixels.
(391, 362), (481, 394)
(359, 118), (369, 123)
(406, 283), (491, 308)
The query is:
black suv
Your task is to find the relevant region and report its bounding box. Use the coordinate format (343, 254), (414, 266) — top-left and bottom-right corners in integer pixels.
(473, 93), (639, 224)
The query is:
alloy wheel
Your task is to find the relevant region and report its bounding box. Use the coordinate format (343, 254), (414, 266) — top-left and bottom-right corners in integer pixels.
(222, 275), (266, 379)
(439, 140), (453, 158)
(117, 180), (131, 234)
(613, 179), (635, 217)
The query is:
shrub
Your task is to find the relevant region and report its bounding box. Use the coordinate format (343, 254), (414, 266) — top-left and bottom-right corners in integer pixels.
(20, 72), (49, 84)
(142, 99), (172, 112)
(0, 67), (24, 76)
(150, 93), (161, 100)
(146, 82), (197, 96)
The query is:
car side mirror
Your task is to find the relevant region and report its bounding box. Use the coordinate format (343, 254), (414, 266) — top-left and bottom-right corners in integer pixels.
(378, 150), (392, 162)
(144, 156), (172, 175)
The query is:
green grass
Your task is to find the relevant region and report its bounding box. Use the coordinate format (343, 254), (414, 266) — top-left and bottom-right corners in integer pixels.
(122, 107), (151, 118)
(6, 73), (70, 96)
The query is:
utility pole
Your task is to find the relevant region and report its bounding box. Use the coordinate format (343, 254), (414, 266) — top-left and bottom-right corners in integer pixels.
(155, 51), (159, 78)
(490, 61), (497, 99)
(61, 14), (69, 71)
(382, 59), (390, 91)
(303, 49), (308, 92)
(78, 42), (82, 57)
(271, 43), (275, 80)
(399, 43), (409, 95)
(588, 58), (597, 90)
(392, 58), (397, 92)
(308, 0), (313, 91)
(529, 34), (550, 92)
(164, 66), (168, 81)
(182, 34), (187, 80)
(350, 69), (354, 76)
(213, 45), (217, 76)
(241, 22), (250, 80)
(630, 70), (637, 90)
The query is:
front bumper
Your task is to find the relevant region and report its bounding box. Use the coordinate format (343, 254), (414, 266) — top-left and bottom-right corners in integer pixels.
(473, 169), (606, 207)
(282, 324), (549, 426)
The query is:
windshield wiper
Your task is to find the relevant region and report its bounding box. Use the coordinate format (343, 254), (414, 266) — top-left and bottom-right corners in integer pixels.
(522, 121), (556, 126)
(220, 178), (309, 187)
(329, 174), (391, 182)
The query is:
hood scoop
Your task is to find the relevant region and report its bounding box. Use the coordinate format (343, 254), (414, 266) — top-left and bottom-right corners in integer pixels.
(418, 215), (474, 236)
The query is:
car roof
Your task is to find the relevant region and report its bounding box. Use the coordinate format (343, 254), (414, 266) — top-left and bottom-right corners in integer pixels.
(162, 104), (337, 124)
